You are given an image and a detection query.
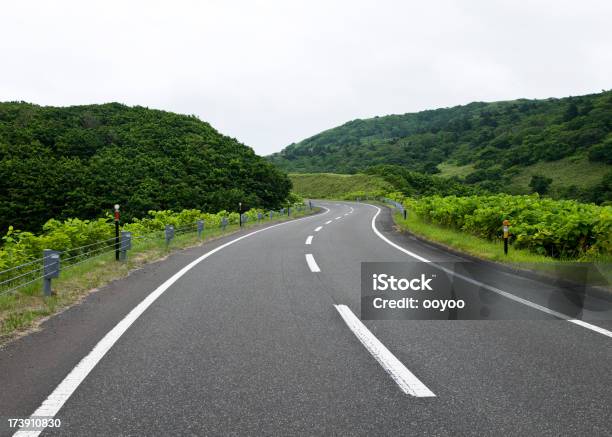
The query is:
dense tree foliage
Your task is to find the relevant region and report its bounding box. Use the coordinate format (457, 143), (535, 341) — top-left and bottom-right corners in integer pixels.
(0, 102), (292, 232)
(269, 90), (612, 202)
(364, 165), (480, 197)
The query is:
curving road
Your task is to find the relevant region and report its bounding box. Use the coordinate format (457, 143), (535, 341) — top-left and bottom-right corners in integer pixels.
(1, 201), (611, 436)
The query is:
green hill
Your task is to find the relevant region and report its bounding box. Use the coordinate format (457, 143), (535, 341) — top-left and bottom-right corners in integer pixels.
(0, 102), (291, 232)
(289, 173), (393, 198)
(269, 90), (612, 203)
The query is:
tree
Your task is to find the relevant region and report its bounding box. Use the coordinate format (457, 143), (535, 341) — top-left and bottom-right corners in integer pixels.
(529, 175), (553, 194)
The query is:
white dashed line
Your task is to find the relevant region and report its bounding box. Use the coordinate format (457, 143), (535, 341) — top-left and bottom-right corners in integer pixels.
(349, 207), (354, 213)
(305, 254), (321, 272)
(325, 220), (333, 225)
(344, 213), (349, 216)
(334, 304), (435, 397)
(335, 216), (342, 220)
(11, 208), (330, 437)
(305, 235), (313, 245)
(314, 226), (323, 232)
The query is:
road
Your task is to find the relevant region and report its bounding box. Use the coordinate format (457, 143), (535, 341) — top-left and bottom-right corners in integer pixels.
(1, 201), (611, 436)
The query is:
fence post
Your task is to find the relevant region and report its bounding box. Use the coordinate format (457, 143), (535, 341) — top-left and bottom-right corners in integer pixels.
(197, 220), (204, 239)
(165, 225), (174, 246)
(42, 249), (61, 296)
(503, 220), (510, 255)
(119, 231), (132, 261)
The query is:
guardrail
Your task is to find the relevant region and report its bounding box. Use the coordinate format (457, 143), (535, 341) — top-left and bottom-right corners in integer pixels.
(380, 197), (407, 219)
(0, 204), (311, 297)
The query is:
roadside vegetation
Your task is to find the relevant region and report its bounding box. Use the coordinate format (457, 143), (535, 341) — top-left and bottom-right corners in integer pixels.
(0, 203), (314, 342)
(384, 192), (611, 260)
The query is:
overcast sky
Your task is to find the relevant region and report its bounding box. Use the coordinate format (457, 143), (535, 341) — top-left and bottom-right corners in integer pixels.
(1, 1), (611, 155)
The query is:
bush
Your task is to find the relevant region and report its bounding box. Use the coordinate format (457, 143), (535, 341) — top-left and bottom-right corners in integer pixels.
(397, 193), (611, 258)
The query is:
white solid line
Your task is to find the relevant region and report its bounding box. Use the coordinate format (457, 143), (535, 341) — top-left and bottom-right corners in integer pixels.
(305, 254), (321, 272)
(325, 220), (333, 225)
(314, 226), (323, 232)
(335, 216), (342, 220)
(305, 235), (313, 245)
(334, 304), (435, 397)
(13, 208), (330, 437)
(366, 204), (612, 339)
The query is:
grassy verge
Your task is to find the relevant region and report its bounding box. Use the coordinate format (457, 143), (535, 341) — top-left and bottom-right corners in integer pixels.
(0, 209), (317, 343)
(388, 206), (611, 288)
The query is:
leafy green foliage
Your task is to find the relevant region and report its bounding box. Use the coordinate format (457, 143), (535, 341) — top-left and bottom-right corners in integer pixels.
(391, 193), (611, 258)
(0, 203), (305, 272)
(269, 90), (612, 202)
(529, 175), (553, 194)
(0, 102), (292, 233)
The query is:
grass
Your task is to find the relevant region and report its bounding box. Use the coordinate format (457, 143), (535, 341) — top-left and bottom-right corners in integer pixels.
(436, 162), (475, 178)
(0, 208), (317, 343)
(289, 173), (393, 199)
(506, 154), (609, 195)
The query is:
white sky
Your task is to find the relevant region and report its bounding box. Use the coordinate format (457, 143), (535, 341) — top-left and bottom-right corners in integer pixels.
(1, 0), (611, 155)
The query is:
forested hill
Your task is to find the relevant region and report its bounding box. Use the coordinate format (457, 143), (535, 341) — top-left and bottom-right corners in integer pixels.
(268, 90), (612, 199)
(0, 102), (291, 232)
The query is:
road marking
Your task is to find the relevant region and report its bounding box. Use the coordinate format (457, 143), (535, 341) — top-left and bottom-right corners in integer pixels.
(366, 204), (612, 339)
(349, 207), (354, 213)
(325, 220), (333, 224)
(344, 213), (349, 216)
(305, 235), (313, 245)
(315, 226), (323, 232)
(305, 254), (321, 272)
(335, 216), (342, 220)
(12, 208), (330, 437)
(334, 304), (435, 397)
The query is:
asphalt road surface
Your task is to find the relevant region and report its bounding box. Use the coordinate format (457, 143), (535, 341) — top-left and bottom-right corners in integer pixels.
(1, 202), (611, 436)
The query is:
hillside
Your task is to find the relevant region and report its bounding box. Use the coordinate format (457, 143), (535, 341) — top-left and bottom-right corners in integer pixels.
(289, 173), (392, 199)
(0, 102), (291, 232)
(269, 90), (612, 203)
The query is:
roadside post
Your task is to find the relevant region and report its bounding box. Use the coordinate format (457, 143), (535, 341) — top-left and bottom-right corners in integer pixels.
(197, 220), (204, 239)
(42, 249), (60, 296)
(288, 206), (291, 216)
(165, 225), (174, 247)
(114, 204), (120, 261)
(221, 217), (228, 230)
(258, 212), (262, 222)
(503, 219), (510, 255)
(239, 202), (242, 228)
(403, 209), (407, 220)
(119, 231), (132, 261)
(309, 200), (312, 210)
(269, 211), (273, 220)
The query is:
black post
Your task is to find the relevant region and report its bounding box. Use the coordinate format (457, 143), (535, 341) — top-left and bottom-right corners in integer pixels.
(403, 209), (407, 220)
(502, 220), (510, 256)
(114, 205), (120, 261)
(115, 221), (119, 261)
(239, 202), (242, 228)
